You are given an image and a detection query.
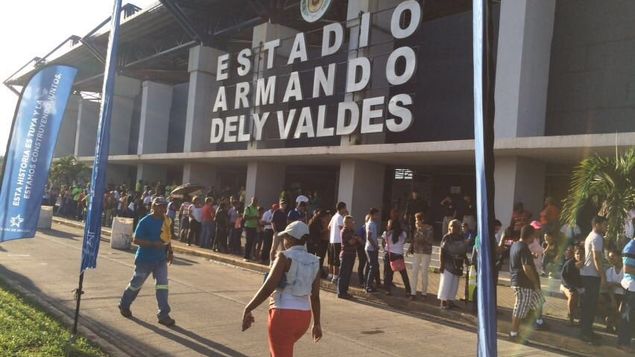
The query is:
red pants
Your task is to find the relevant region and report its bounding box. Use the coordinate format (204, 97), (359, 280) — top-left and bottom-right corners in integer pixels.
(268, 309), (312, 357)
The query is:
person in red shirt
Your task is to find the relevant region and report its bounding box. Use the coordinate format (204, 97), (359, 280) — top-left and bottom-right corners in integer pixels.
(540, 197), (560, 234)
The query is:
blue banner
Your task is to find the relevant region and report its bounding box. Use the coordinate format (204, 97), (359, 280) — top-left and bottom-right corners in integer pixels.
(80, 0), (122, 272)
(0, 65), (78, 242)
(473, 0), (498, 356)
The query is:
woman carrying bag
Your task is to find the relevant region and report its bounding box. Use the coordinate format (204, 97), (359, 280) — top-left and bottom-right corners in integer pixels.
(383, 219), (412, 296)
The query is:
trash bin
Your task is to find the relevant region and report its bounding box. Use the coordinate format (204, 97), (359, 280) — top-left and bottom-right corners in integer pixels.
(111, 217), (133, 250)
(37, 206), (53, 229)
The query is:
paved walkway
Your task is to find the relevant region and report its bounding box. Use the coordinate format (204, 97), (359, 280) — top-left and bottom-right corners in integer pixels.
(0, 223), (570, 357)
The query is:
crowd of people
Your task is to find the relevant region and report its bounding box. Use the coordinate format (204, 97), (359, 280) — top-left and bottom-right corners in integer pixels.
(46, 180), (635, 351)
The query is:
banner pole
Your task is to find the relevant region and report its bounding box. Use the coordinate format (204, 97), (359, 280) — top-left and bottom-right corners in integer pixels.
(72, 272), (84, 335)
(474, 0), (497, 356)
(74, 0), (122, 334)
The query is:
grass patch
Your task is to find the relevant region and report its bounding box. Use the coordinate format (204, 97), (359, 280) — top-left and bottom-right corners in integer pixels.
(0, 279), (106, 356)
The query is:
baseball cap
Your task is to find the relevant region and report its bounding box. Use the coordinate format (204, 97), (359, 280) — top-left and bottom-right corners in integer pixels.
(152, 196), (168, 206)
(277, 221), (309, 240)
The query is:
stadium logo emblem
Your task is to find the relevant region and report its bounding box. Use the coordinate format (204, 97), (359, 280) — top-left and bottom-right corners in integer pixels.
(300, 0), (332, 23)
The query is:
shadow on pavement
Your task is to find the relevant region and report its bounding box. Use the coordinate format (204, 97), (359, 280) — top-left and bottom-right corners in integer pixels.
(0, 245), (6, 252)
(131, 317), (250, 357)
(0, 264), (166, 356)
(43, 229), (79, 241)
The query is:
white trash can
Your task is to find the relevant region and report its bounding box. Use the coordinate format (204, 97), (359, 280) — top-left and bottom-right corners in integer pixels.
(111, 217), (133, 250)
(37, 206), (53, 229)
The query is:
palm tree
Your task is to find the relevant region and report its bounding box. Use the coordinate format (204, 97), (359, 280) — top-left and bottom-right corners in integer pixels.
(561, 148), (635, 247)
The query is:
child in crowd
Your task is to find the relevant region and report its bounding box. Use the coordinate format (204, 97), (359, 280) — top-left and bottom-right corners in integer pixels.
(604, 250), (624, 333)
(543, 232), (562, 278)
(560, 245), (584, 325)
(337, 216), (362, 299)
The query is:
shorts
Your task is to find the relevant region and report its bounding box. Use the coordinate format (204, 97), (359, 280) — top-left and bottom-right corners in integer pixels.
(512, 287), (545, 319)
(328, 243), (342, 267)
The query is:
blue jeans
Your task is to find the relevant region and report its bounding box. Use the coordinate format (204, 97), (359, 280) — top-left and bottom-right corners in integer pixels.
(365, 250), (380, 290)
(120, 260), (171, 319)
(200, 221), (215, 249)
(580, 275), (601, 337)
(337, 253), (356, 296)
(618, 290), (635, 347)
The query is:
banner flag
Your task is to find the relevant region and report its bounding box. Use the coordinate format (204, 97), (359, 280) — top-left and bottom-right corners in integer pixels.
(473, 0), (498, 356)
(80, 0), (122, 272)
(0, 65), (78, 242)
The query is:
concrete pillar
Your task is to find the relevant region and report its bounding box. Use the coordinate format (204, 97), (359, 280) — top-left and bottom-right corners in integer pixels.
(184, 45), (224, 152)
(245, 162), (285, 208)
(495, 0), (556, 138)
(182, 163), (218, 187)
(137, 81), (173, 154)
(54, 94), (80, 157)
(494, 157), (546, 229)
(249, 23), (299, 149)
(106, 164), (132, 187)
(136, 164), (167, 184)
(110, 76), (141, 155)
(74, 99), (100, 157)
(337, 160), (385, 224)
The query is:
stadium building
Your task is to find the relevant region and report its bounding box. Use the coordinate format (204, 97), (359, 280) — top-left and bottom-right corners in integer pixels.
(5, 0), (635, 230)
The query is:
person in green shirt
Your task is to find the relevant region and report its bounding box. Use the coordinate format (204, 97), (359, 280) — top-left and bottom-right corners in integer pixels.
(243, 197), (259, 261)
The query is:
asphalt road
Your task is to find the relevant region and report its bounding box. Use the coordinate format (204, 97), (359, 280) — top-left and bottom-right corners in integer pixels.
(0, 223), (564, 356)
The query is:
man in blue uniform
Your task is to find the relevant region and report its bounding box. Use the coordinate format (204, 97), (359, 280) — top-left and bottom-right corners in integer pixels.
(119, 196), (175, 326)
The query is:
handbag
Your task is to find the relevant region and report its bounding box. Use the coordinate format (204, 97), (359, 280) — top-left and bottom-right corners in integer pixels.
(386, 233), (406, 272)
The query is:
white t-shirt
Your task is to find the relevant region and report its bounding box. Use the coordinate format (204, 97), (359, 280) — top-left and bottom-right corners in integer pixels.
(329, 212), (344, 244)
(384, 231), (407, 255)
(606, 266), (624, 295)
(262, 209), (274, 230)
(581, 231), (603, 277)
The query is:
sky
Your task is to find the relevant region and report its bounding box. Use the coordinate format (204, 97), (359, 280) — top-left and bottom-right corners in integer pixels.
(0, 0), (156, 157)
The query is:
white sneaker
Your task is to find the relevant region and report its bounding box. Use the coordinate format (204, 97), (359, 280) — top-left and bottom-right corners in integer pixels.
(331, 275), (339, 283)
(327, 274), (333, 280)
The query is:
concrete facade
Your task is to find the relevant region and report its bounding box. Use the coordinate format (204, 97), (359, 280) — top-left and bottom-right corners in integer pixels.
(74, 98), (100, 157)
(337, 160), (386, 226)
(245, 162), (285, 210)
(54, 94), (80, 157)
(45, 0), (635, 230)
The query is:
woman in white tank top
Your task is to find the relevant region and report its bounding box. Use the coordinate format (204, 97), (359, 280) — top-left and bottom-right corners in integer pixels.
(242, 221), (322, 357)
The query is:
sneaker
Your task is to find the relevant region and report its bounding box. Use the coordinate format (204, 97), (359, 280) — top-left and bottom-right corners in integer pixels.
(327, 274), (333, 280)
(331, 276), (339, 283)
(158, 315), (176, 327)
(508, 333), (518, 343)
(337, 293), (354, 300)
(118, 304), (132, 318)
(534, 320), (548, 331)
